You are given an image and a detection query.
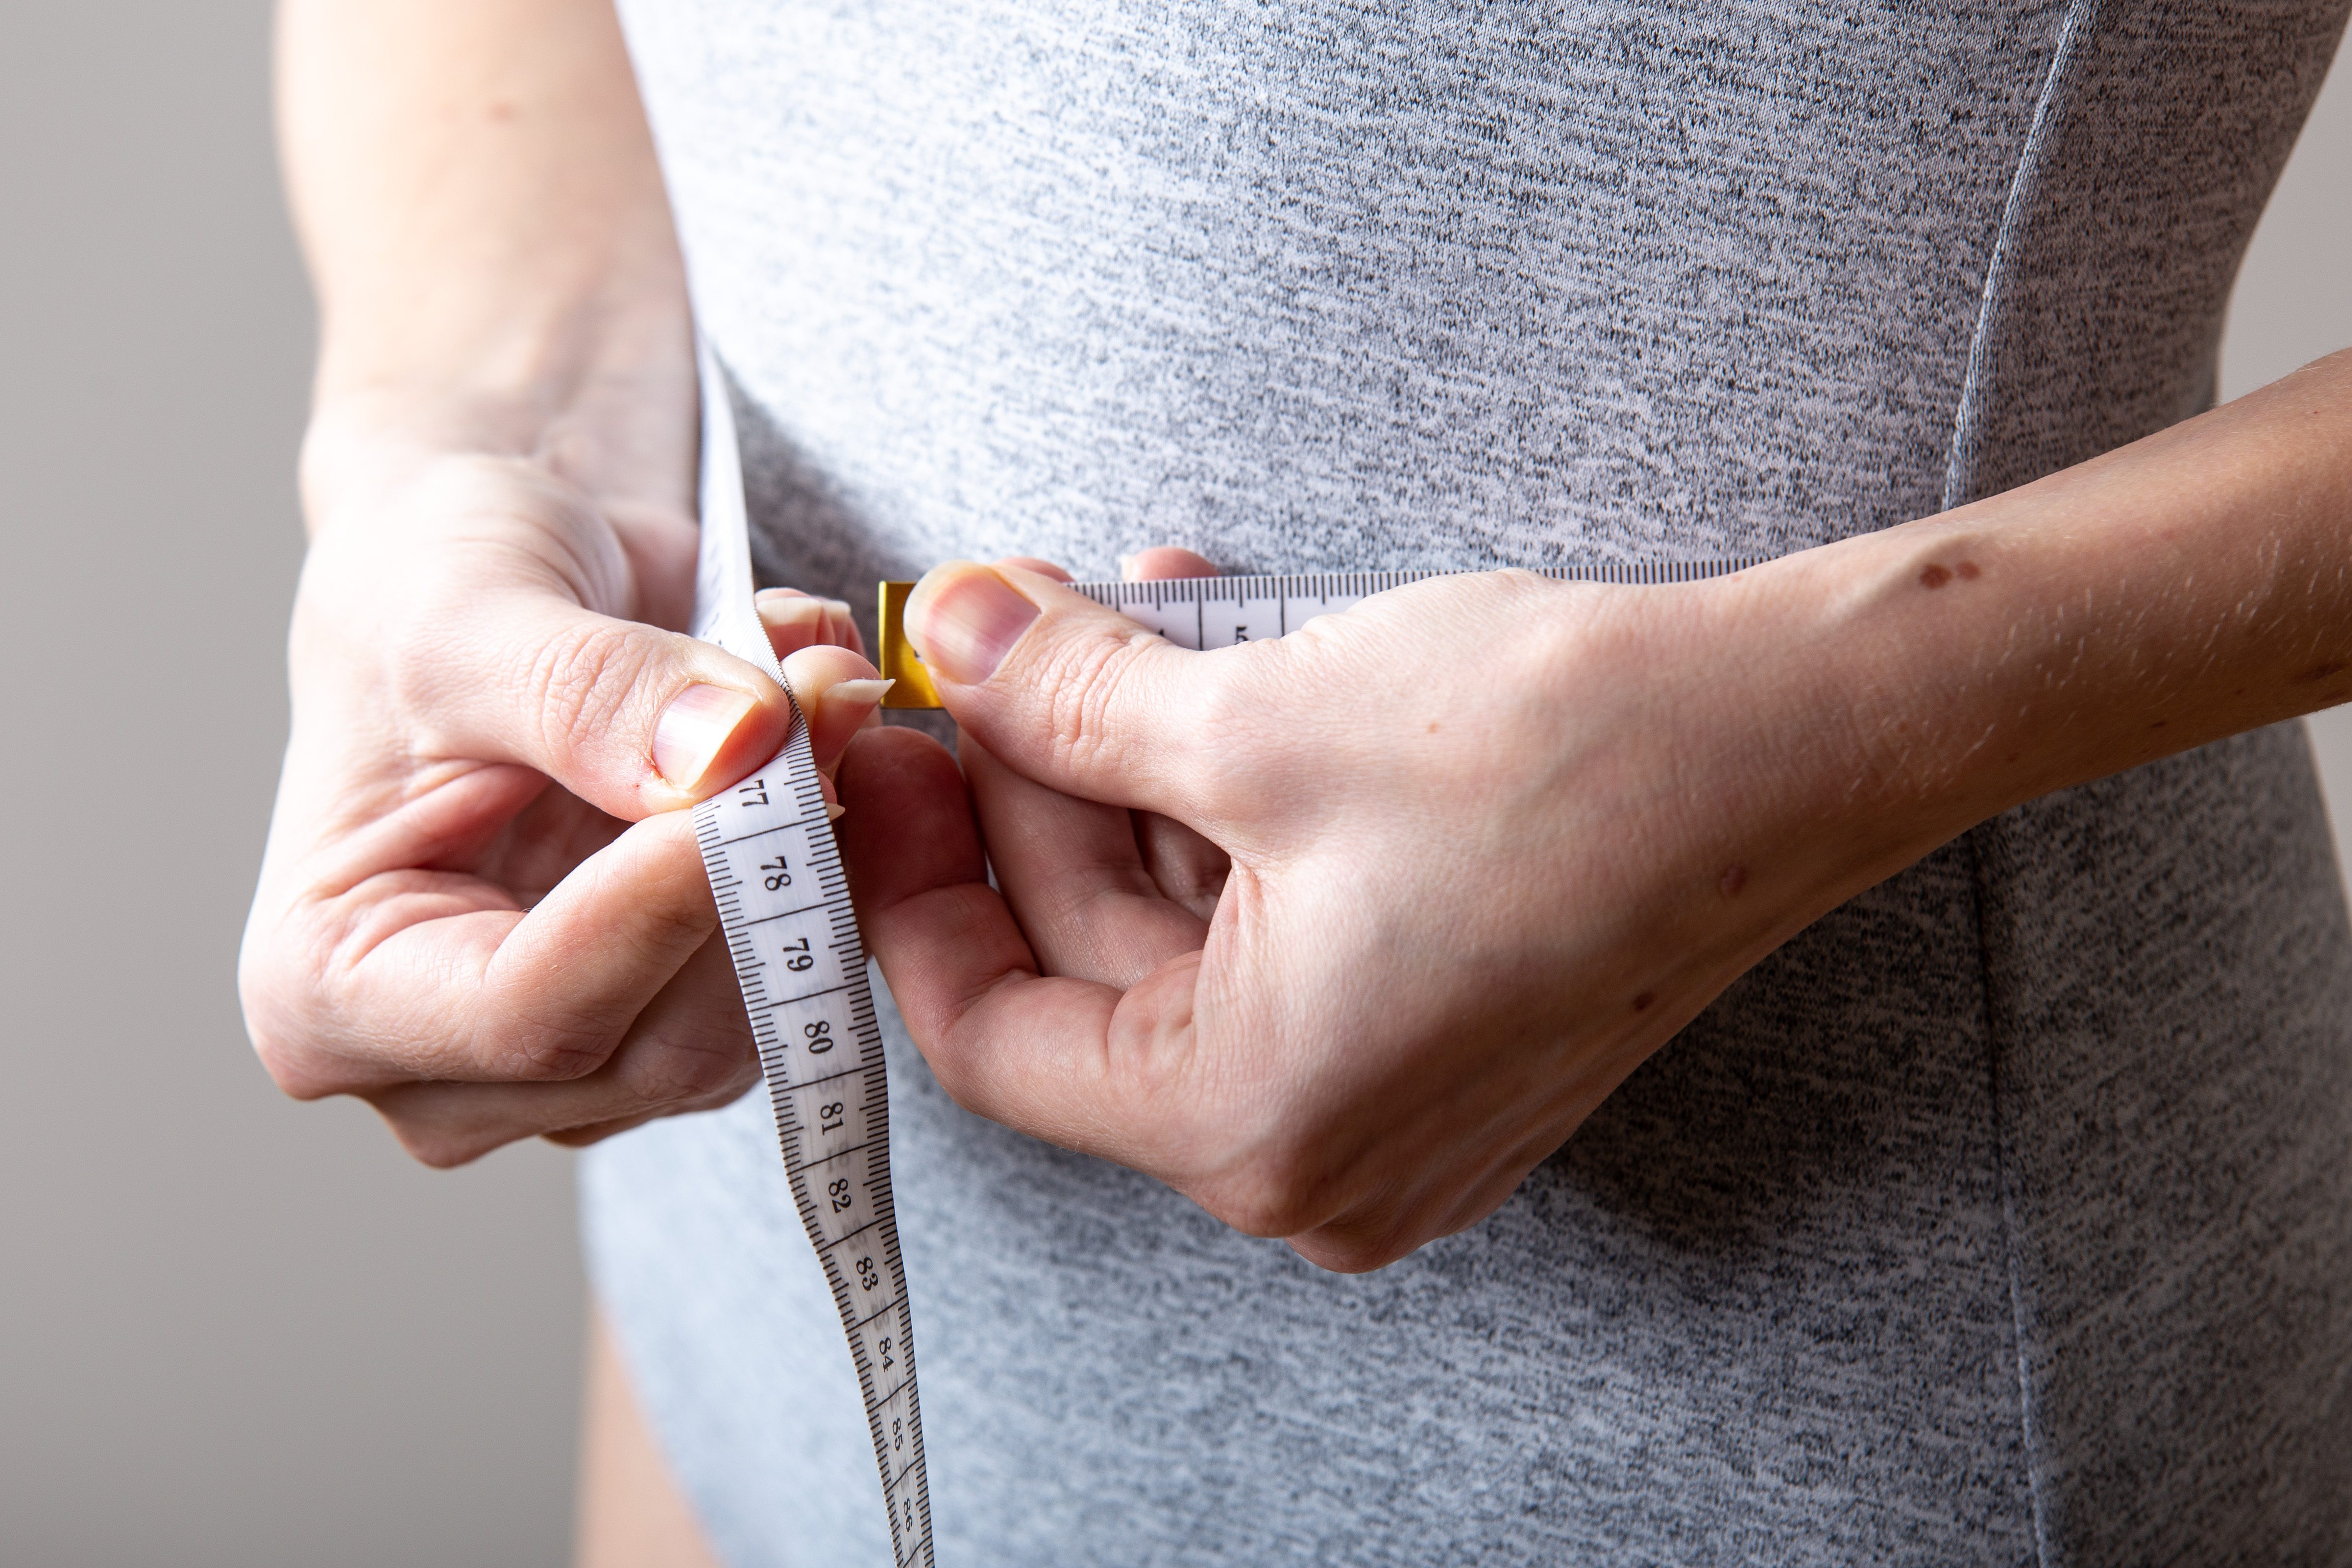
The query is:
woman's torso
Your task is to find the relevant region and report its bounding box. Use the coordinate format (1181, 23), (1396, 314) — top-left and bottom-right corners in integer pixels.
(585, 2), (2352, 1562)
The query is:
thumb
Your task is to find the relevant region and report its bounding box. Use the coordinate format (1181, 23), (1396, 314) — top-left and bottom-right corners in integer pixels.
(427, 590), (795, 821)
(904, 561), (1222, 815)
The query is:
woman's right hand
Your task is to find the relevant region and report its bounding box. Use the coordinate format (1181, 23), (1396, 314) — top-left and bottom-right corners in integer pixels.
(238, 433), (886, 1165)
(256, 0), (898, 1162)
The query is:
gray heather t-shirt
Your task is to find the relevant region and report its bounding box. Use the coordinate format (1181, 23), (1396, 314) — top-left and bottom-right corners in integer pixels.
(584, 2), (2352, 1562)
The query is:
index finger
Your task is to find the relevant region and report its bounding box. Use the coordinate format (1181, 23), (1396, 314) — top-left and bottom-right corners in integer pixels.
(834, 726), (1204, 1168)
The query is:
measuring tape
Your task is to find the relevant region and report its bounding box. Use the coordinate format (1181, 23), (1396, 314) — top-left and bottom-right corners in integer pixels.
(687, 341), (936, 1567)
(873, 561), (1765, 707)
(689, 342), (1764, 1562)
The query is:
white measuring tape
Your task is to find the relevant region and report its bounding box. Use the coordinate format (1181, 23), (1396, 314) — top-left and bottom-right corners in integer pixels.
(874, 560), (1766, 707)
(688, 342), (1763, 1561)
(688, 341), (936, 1567)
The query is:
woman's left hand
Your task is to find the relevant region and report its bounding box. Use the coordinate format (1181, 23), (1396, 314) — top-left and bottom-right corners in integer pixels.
(834, 542), (1959, 1271)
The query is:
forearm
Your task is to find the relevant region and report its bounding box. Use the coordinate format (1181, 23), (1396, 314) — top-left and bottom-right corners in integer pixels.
(1768, 347), (2352, 856)
(276, 0), (688, 522)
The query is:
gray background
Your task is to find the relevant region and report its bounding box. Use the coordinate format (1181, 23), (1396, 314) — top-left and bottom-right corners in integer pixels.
(0, 5), (2344, 1565)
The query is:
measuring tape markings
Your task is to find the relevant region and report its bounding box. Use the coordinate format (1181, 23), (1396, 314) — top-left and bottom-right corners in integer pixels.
(877, 560), (1768, 707)
(689, 340), (935, 1568)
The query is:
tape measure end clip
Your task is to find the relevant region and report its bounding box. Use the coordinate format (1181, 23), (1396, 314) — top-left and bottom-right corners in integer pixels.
(877, 581), (946, 709)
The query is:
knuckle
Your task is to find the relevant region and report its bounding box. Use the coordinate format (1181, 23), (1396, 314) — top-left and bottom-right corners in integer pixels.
(927, 1048), (989, 1117)
(1172, 661), (1258, 809)
(375, 1110), (495, 1170)
(1203, 1161), (1416, 1273)
(1036, 626), (1158, 781)
(1031, 625), (1244, 806)
(1305, 1236), (1401, 1275)
(238, 929), (355, 1103)
(392, 1130), (483, 1170)
(487, 1018), (614, 1083)
(519, 617), (655, 761)
(621, 1031), (758, 1107)
(1203, 1146), (1336, 1240)
(247, 1027), (337, 1102)
(465, 981), (625, 1084)
(637, 860), (723, 950)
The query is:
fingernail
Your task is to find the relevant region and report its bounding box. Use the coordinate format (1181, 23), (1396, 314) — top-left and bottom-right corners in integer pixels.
(756, 592), (828, 658)
(756, 592), (823, 629)
(1118, 553), (1141, 582)
(653, 683), (759, 788)
(906, 565), (1039, 685)
(826, 678), (894, 712)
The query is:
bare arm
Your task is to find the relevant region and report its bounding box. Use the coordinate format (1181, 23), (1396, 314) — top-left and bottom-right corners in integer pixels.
(280, 0), (687, 494)
(1787, 350), (2352, 837)
(256, 8), (892, 1552)
(849, 350), (2352, 1271)
(243, 0), (882, 1165)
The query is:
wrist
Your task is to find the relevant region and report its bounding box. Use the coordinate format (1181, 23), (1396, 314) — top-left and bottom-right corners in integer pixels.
(298, 290), (694, 542)
(1677, 518), (2048, 887)
(1732, 492), (2184, 868)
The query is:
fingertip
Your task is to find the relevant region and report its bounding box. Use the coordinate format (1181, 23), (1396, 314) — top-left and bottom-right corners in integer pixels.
(761, 588), (867, 659)
(780, 644), (888, 770)
(903, 561), (1041, 683)
(835, 724), (990, 901)
(756, 588), (829, 659)
(901, 560), (975, 660)
(836, 723), (958, 803)
(816, 679), (895, 780)
(825, 599), (867, 656)
(1121, 546), (1219, 582)
(999, 555), (1075, 583)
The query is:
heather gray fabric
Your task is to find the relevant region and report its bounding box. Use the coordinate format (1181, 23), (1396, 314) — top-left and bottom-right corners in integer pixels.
(583, 1), (2352, 1562)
